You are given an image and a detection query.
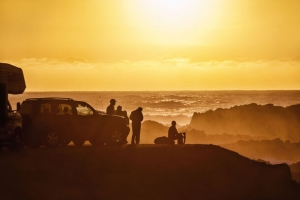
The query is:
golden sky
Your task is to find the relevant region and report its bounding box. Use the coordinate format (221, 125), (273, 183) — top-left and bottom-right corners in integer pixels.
(1, 0), (300, 91)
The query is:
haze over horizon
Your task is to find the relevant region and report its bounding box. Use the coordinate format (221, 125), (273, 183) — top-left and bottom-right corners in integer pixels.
(1, 0), (300, 91)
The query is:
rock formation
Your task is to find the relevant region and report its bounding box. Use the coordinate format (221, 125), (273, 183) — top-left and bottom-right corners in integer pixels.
(190, 103), (300, 142)
(1, 145), (299, 199)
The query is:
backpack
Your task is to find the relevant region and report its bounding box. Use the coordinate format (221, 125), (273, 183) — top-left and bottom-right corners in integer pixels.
(154, 136), (174, 144)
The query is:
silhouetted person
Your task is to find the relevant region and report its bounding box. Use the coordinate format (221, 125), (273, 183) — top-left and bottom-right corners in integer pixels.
(129, 107), (143, 144)
(115, 105), (129, 125)
(115, 105), (130, 143)
(115, 105), (122, 115)
(106, 99), (116, 115)
(168, 121), (186, 144)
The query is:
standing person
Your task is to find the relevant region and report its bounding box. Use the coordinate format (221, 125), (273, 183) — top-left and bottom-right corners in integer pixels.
(168, 120), (186, 144)
(129, 107), (143, 144)
(106, 99), (116, 115)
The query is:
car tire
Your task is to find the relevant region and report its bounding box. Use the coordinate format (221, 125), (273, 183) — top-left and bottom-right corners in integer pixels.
(109, 129), (124, 145)
(104, 123), (125, 146)
(45, 131), (60, 147)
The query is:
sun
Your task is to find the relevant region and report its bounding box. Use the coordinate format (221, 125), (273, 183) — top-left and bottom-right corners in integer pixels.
(142, 0), (213, 27)
(144, 0), (193, 23)
(125, 0), (219, 45)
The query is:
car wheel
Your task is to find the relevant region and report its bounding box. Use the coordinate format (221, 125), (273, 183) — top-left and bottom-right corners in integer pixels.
(45, 131), (60, 147)
(73, 138), (85, 146)
(110, 130), (124, 145)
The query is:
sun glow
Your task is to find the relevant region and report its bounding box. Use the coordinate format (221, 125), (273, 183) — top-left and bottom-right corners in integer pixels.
(125, 0), (220, 45)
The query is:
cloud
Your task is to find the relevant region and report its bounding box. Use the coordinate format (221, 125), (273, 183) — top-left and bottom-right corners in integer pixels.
(292, 55), (300, 62)
(64, 57), (88, 63)
(8, 56), (300, 73)
(3, 57), (300, 91)
(9, 58), (95, 70)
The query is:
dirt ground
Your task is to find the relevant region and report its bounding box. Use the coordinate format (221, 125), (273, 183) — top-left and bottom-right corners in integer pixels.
(1, 144), (299, 200)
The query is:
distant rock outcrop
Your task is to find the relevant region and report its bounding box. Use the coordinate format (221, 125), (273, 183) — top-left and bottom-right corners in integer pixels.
(140, 120), (266, 144)
(190, 103), (300, 142)
(186, 128), (266, 144)
(140, 120), (169, 143)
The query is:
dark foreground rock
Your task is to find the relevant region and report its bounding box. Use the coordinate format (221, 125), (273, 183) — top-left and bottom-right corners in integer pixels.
(290, 162), (300, 183)
(0, 145), (299, 199)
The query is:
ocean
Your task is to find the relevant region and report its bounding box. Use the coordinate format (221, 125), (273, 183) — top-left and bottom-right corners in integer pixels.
(8, 90), (300, 125)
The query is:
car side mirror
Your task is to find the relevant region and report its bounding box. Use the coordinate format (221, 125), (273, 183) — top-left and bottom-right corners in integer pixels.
(17, 102), (21, 111)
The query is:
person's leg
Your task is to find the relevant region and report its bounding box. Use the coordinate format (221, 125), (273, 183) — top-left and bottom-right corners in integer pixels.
(131, 132), (135, 144)
(131, 125), (136, 144)
(136, 132), (140, 144)
(135, 123), (141, 144)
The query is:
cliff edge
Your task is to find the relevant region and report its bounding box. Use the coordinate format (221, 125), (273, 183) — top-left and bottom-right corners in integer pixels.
(0, 145), (299, 199)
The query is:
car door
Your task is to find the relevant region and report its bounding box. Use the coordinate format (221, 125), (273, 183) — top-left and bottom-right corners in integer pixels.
(73, 101), (102, 139)
(38, 101), (54, 129)
(54, 101), (74, 138)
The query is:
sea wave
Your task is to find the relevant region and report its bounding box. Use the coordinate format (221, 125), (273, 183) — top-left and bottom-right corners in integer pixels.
(8, 90), (300, 125)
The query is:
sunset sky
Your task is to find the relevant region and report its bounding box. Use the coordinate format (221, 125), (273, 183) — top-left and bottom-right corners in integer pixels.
(1, 0), (300, 91)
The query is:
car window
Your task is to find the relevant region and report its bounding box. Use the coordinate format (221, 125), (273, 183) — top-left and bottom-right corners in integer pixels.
(40, 103), (52, 114)
(76, 103), (93, 116)
(56, 103), (73, 115)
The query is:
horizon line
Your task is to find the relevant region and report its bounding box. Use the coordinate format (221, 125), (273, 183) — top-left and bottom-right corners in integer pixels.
(20, 89), (300, 92)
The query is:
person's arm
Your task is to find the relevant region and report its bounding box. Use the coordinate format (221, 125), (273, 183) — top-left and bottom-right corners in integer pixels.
(168, 126), (177, 140)
(175, 128), (179, 135)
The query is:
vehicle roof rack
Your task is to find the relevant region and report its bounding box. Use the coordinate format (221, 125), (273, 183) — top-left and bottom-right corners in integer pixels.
(24, 97), (74, 101)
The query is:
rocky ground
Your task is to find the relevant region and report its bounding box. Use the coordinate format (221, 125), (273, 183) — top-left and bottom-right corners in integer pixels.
(0, 144), (300, 200)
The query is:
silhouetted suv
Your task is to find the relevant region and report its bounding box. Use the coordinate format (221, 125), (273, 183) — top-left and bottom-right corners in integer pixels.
(20, 97), (130, 147)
